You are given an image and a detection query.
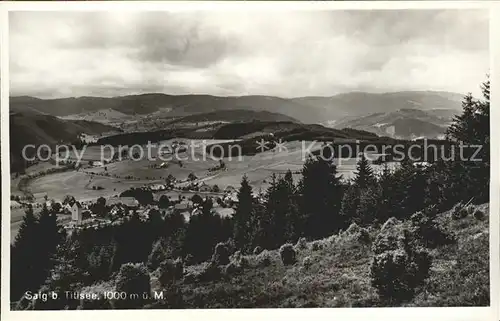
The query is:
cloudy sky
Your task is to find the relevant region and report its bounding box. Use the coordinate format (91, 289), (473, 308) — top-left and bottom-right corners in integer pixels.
(10, 10), (489, 99)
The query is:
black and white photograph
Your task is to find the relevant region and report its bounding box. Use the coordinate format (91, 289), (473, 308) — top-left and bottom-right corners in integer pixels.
(2, 3), (497, 317)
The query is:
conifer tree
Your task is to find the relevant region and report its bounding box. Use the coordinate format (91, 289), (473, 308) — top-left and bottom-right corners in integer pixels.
(11, 206), (39, 301)
(298, 156), (344, 238)
(447, 93), (478, 144)
(354, 154), (376, 189)
(263, 172), (299, 248)
(339, 184), (360, 224)
(233, 175), (254, 251)
(283, 170), (301, 242)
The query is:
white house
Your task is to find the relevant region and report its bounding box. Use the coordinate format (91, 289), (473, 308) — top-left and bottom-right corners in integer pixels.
(107, 197), (139, 209)
(71, 202), (83, 224)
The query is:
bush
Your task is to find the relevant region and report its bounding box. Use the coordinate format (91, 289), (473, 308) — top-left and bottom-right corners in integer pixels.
(346, 222), (362, 235)
(466, 205), (476, 215)
(158, 259), (184, 287)
(184, 262), (222, 284)
(239, 256), (249, 268)
(302, 256), (312, 269)
(295, 237), (308, 250)
(473, 209), (485, 221)
(357, 228), (371, 244)
(147, 240), (169, 271)
(372, 223), (403, 255)
(184, 254), (195, 266)
(451, 202), (469, 220)
(311, 240), (324, 251)
(380, 217), (401, 232)
(115, 263), (151, 308)
(224, 252), (248, 276)
(231, 250), (242, 261)
(212, 242), (230, 266)
(344, 222), (370, 244)
(199, 262), (222, 282)
(224, 261), (242, 275)
(410, 210), (455, 248)
(253, 246), (263, 255)
(279, 244), (297, 266)
(370, 231), (432, 303)
(257, 250), (272, 267)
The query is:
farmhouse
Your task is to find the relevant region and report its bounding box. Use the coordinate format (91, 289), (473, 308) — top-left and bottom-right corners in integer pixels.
(223, 193), (239, 207)
(63, 203), (73, 214)
(107, 197), (139, 208)
(71, 202), (83, 224)
(150, 184), (166, 192)
(224, 185), (236, 194)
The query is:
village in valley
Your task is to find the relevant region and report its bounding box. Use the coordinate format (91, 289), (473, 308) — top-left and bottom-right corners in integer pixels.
(15, 169), (242, 234)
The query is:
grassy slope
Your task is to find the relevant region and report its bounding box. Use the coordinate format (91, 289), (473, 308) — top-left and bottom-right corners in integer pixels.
(160, 203), (489, 308)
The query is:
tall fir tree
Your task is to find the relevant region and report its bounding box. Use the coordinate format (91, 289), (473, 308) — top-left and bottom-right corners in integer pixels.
(11, 206), (39, 301)
(233, 175), (254, 252)
(354, 154), (376, 189)
(298, 156), (344, 239)
(263, 171), (300, 248)
(446, 93), (479, 144)
(445, 77), (490, 204)
(339, 184), (360, 224)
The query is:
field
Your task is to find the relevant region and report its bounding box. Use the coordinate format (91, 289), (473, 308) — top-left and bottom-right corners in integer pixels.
(10, 139), (399, 241)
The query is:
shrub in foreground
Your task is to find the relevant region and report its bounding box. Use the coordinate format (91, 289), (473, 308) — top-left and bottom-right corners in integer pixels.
(253, 246), (263, 255)
(451, 202), (469, 220)
(302, 256), (312, 269)
(158, 258), (184, 287)
(184, 262), (222, 284)
(212, 242), (230, 266)
(380, 217), (401, 232)
(473, 209), (486, 221)
(294, 237), (308, 250)
(257, 250), (272, 267)
(311, 240), (324, 251)
(114, 263), (151, 309)
(345, 222), (371, 244)
(279, 244), (297, 266)
(370, 231), (431, 303)
(410, 209), (455, 248)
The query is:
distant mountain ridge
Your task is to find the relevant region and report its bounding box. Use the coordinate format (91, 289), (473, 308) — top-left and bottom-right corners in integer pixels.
(11, 90), (464, 124)
(168, 109), (300, 124)
(332, 107), (457, 139)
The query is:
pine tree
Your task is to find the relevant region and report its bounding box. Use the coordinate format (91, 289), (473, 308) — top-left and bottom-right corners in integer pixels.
(11, 206), (39, 301)
(377, 163), (398, 222)
(354, 154), (376, 189)
(298, 156), (344, 238)
(444, 77), (490, 204)
(233, 175), (254, 252)
(263, 172), (299, 248)
(283, 170), (301, 242)
(339, 184), (360, 225)
(446, 93), (478, 144)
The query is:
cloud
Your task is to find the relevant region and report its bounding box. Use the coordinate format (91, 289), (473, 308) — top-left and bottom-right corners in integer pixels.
(9, 9), (489, 98)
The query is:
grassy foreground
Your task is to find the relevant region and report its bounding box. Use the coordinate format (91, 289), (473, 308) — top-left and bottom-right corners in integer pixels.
(149, 203), (490, 308)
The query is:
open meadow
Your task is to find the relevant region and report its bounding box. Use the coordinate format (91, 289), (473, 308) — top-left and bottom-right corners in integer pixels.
(10, 138), (398, 242)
